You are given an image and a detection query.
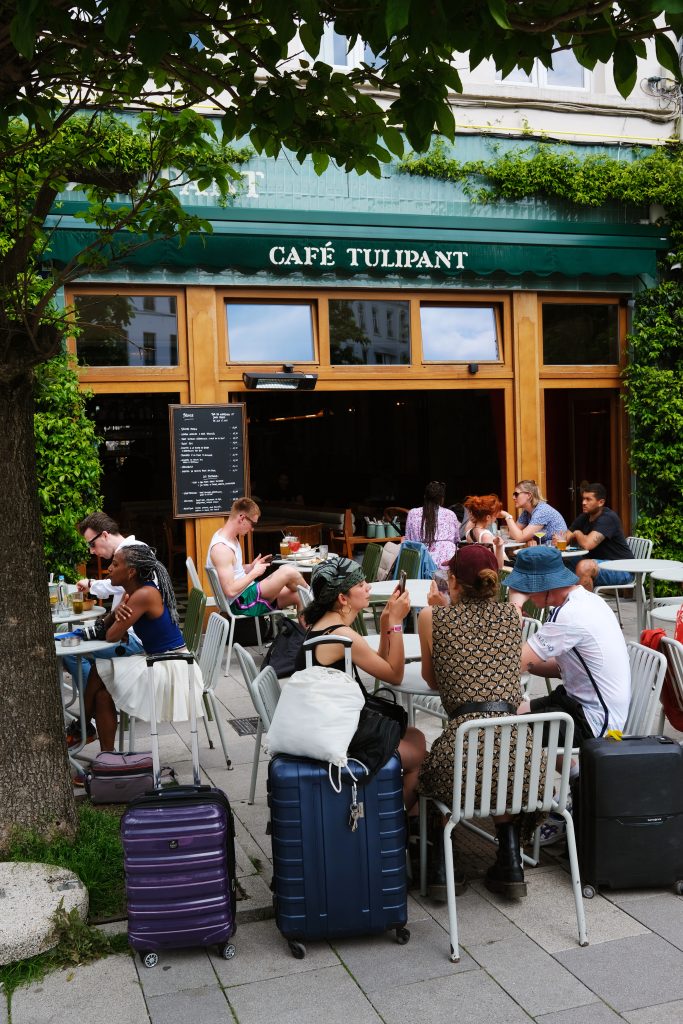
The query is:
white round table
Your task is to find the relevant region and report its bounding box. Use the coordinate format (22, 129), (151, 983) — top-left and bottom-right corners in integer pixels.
(55, 637), (112, 771)
(369, 579), (431, 607)
(365, 633), (421, 662)
(52, 605), (106, 630)
(598, 559), (683, 634)
(649, 603), (682, 635)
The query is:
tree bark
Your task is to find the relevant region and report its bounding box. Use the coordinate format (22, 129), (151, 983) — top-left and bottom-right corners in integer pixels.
(0, 354), (77, 848)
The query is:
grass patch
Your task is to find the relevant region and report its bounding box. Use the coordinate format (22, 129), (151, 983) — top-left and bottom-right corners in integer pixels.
(4, 802), (125, 921)
(0, 905), (131, 1005)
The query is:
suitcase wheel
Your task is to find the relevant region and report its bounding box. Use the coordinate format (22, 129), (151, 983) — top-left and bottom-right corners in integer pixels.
(140, 951), (158, 968)
(582, 884), (596, 900)
(218, 942), (236, 960)
(288, 940), (306, 959)
(395, 927), (410, 945)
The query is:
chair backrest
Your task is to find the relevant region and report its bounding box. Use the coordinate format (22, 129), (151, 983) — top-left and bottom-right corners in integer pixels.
(521, 616), (541, 646)
(361, 543), (383, 583)
(183, 586), (207, 654)
(247, 665), (282, 729)
(297, 584), (313, 608)
(627, 536), (653, 560)
(624, 640), (668, 734)
(234, 642), (259, 685)
(660, 637), (683, 713)
(186, 556), (202, 591)
(198, 612), (231, 694)
(452, 712), (573, 822)
(206, 564), (235, 618)
(397, 545), (421, 579)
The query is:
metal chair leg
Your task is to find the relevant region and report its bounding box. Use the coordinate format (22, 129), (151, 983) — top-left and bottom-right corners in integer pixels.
(248, 718), (264, 804)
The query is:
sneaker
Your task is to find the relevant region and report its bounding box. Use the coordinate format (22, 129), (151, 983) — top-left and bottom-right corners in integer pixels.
(538, 813), (566, 846)
(65, 720), (97, 747)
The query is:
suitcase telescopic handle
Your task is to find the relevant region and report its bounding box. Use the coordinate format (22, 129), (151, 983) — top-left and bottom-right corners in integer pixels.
(146, 653), (195, 666)
(147, 651), (200, 788)
(302, 635), (353, 648)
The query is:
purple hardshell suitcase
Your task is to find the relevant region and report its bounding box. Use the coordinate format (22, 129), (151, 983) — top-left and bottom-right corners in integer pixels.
(121, 653), (237, 968)
(267, 635), (409, 959)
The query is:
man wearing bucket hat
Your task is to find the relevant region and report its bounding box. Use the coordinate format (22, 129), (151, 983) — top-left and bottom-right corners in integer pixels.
(503, 546), (630, 746)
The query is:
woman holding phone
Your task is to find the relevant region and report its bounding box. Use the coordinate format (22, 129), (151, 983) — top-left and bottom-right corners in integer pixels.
(294, 556), (426, 813)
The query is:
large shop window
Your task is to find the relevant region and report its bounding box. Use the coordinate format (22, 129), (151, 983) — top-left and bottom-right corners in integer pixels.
(73, 295), (178, 367)
(542, 304), (619, 365)
(329, 299), (410, 365)
(226, 302), (315, 362)
(420, 305), (501, 362)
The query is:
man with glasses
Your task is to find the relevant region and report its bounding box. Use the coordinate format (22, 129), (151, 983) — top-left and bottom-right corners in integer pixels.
(207, 497), (306, 616)
(62, 513), (146, 745)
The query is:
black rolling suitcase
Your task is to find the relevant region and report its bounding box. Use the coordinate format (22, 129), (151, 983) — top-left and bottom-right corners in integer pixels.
(121, 653), (237, 967)
(578, 735), (683, 897)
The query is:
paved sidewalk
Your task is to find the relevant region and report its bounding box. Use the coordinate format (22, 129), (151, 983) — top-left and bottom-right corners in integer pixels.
(8, 596), (683, 1024)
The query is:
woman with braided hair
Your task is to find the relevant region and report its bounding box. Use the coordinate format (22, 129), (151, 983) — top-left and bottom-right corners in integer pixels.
(80, 543), (204, 752)
(405, 480), (460, 567)
(293, 556), (426, 813)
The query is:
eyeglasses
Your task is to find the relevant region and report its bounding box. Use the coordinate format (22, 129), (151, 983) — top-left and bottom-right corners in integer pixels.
(242, 514), (258, 527)
(87, 531), (104, 549)
(512, 491), (527, 498)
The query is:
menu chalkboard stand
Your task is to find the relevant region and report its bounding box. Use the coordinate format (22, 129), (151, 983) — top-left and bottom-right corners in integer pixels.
(169, 404), (248, 520)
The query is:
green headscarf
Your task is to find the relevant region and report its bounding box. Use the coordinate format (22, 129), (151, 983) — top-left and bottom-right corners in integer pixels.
(305, 556), (366, 624)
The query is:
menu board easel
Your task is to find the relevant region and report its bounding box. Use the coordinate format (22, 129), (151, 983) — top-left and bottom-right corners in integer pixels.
(169, 404), (247, 518)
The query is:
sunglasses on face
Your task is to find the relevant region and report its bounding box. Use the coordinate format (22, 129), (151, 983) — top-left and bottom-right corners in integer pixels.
(87, 531), (104, 549)
(512, 491), (527, 498)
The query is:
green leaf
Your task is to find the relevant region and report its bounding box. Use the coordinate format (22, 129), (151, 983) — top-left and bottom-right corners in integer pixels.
(434, 102), (455, 140)
(312, 151), (330, 175)
(655, 33), (682, 78)
(613, 41), (638, 99)
(382, 126), (405, 158)
(487, 0), (512, 30)
(105, 1), (132, 44)
(299, 23), (321, 58)
(385, 0), (412, 36)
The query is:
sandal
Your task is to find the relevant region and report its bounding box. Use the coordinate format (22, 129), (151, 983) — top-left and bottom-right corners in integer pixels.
(65, 720), (97, 747)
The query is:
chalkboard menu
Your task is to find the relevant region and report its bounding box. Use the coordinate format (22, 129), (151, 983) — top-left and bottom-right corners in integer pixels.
(170, 404), (247, 518)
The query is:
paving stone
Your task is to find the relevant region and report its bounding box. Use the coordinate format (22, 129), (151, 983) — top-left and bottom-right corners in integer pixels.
(610, 894), (683, 951)
(135, 947), (216, 997)
(147, 985), (233, 1024)
(369, 967), (531, 1024)
(623, 999), (683, 1023)
(333, 916), (476, 991)
(0, 862), (88, 965)
(10, 954), (146, 1024)
(210, 918), (338, 986)
(415, 886), (523, 945)
(467, 933), (595, 1016)
(557, 933), (683, 1012)
(472, 865), (648, 952)
(535, 1003), (625, 1023)
(226, 963), (382, 1024)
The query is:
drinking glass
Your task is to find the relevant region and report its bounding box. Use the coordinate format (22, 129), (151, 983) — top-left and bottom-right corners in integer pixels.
(289, 539), (301, 553)
(318, 544), (328, 560)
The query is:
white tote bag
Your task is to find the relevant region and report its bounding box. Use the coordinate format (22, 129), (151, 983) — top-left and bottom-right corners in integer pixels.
(265, 666), (364, 768)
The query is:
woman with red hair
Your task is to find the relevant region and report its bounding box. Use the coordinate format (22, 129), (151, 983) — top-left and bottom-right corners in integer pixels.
(463, 493), (505, 569)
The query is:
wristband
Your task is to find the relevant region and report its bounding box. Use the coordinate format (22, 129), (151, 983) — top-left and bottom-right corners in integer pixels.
(386, 624), (403, 634)
(505, 514), (513, 520)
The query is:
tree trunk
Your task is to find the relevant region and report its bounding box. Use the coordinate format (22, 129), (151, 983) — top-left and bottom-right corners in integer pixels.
(0, 363), (77, 848)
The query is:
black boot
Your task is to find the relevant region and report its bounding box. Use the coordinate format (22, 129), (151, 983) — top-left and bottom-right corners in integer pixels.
(485, 820), (527, 898)
(427, 815), (467, 901)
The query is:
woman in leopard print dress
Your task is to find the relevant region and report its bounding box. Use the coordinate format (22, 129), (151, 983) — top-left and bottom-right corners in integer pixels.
(418, 543), (540, 900)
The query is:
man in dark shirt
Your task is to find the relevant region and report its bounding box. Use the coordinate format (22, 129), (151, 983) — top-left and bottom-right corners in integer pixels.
(567, 483), (633, 590)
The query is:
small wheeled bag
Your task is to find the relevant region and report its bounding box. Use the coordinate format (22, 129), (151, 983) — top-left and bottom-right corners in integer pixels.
(85, 751), (154, 803)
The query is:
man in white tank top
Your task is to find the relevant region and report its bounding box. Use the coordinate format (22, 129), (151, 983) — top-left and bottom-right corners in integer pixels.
(207, 497), (306, 616)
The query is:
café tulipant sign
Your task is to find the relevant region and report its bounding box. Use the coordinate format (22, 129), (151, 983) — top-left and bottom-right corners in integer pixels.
(268, 241), (469, 273)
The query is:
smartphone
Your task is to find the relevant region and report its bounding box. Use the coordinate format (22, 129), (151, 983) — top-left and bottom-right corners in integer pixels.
(398, 569), (407, 594)
(261, 553), (274, 562)
(432, 569), (449, 594)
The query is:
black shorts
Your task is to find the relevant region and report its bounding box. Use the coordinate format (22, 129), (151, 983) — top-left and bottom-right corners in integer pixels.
(529, 685), (595, 747)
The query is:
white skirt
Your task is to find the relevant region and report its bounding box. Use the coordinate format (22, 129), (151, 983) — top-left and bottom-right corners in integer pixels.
(97, 649), (205, 722)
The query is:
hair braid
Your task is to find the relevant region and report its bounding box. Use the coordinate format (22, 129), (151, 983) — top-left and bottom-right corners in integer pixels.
(121, 544), (180, 625)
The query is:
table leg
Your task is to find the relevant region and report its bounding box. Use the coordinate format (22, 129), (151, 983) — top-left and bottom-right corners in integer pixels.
(635, 572), (645, 635)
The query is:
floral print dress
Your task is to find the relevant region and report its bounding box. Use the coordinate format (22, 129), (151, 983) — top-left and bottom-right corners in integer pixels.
(405, 506), (460, 567)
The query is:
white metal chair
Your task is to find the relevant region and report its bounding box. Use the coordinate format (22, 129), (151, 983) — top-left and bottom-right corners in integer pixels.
(624, 640), (667, 735)
(659, 636), (683, 724)
(206, 564), (283, 674)
(297, 584), (313, 608)
(595, 536), (652, 627)
(186, 556), (217, 608)
(245, 664), (282, 736)
(234, 643), (264, 804)
(418, 711), (587, 962)
(198, 612), (233, 769)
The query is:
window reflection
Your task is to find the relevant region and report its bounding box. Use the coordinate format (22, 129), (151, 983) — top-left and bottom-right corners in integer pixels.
(226, 303), (315, 362)
(330, 299), (410, 365)
(74, 295), (179, 367)
(543, 304), (619, 364)
(421, 306), (500, 361)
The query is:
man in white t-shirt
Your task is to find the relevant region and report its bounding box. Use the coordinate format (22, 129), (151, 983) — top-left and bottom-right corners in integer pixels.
(207, 497), (306, 616)
(503, 546), (630, 745)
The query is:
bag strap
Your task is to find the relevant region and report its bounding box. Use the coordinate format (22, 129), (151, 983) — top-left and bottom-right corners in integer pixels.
(550, 604), (609, 737)
(315, 625), (364, 687)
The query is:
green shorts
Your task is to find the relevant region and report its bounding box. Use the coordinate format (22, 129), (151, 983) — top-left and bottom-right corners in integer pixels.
(231, 581), (275, 617)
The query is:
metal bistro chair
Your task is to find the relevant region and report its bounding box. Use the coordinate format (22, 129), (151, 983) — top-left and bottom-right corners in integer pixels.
(198, 612), (234, 770)
(182, 586), (207, 656)
(206, 564), (283, 675)
(418, 711), (588, 963)
(624, 639), (668, 735)
(595, 535), (653, 628)
(245, 664), (282, 750)
(186, 556), (217, 608)
(234, 643), (265, 804)
(660, 636), (683, 725)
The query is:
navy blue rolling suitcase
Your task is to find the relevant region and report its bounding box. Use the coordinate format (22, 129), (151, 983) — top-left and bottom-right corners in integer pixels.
(268, 753), (409, 958)
(121, 654), (237, 968)
(579, 735), (683, 897)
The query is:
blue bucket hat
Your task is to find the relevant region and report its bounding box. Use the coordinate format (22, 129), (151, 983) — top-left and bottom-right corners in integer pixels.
(502, 546), (578, 593)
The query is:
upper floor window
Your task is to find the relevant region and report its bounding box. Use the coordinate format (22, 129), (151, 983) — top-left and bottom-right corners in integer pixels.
(542, 303), (619, 365)
(73, 294), (179, 367)
(329, 299), (410, 365)
(226, 302), (315, 362)
(420, 305), (501, 362)
(498, 45), (588, 90)
(318, 24), (384, 70)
